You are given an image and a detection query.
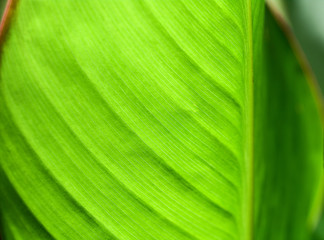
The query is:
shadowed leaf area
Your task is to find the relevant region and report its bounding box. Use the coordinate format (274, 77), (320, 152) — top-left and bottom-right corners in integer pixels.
(254, 9), (323, 240)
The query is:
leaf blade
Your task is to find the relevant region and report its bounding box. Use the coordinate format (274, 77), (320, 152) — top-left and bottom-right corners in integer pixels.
(0, 0), (257, 239)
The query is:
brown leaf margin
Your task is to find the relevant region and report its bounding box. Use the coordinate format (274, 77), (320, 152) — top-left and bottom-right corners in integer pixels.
(0, 0), (18, 49)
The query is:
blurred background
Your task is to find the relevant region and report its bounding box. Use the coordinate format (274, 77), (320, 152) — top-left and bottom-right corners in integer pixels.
(269, 0), (324, 90)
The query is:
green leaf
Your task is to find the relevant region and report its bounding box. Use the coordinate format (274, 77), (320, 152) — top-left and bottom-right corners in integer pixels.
(312, 214), (324, 240)
(266, 1), (324, 238)
(254, 8), (323, 240)
(0, 1), (322, 240)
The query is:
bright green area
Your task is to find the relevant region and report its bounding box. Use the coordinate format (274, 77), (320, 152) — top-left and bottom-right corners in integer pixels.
(0, 1), (257, 239)
(0, 1), (322, 240)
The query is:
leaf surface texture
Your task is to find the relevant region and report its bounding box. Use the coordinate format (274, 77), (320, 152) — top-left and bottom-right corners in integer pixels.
(0, 1), (322, 240)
